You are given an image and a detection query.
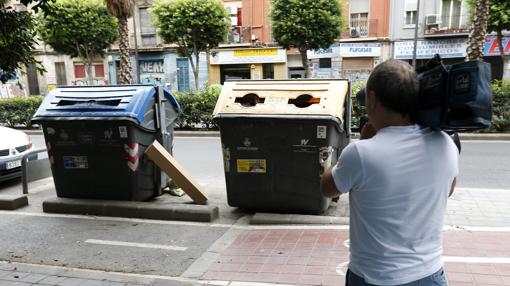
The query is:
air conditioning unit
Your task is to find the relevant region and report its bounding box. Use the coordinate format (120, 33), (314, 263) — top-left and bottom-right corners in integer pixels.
(426, 14), (441, 26)
(350, 29), (360, 38)
(225, 6), (236, 15)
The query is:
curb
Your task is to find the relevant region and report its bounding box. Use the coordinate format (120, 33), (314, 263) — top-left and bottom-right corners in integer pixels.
(19, 129), (510, 140)
(42, 197), (219, 222)
(250, 213), (349, 225)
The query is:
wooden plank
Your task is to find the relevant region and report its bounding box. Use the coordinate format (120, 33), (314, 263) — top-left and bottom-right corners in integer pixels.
(145, 140), (208, 205)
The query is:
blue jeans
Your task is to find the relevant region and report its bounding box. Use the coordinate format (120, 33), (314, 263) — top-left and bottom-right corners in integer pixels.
(345, 268), (448, 286)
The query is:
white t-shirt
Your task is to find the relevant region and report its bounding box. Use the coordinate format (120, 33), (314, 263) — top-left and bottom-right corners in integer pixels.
(332, 124), (459, 285)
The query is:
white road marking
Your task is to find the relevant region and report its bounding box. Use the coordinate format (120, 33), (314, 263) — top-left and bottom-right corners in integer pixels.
(85, 239), (187, 251)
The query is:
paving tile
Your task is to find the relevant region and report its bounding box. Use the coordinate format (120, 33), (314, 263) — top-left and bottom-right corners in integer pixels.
(38, 275), (67, 285)
(58, 277), (88, 286)
(18, 273), (47, 283)
(296, 274), (323, 286)
(473, 274), (504, 285)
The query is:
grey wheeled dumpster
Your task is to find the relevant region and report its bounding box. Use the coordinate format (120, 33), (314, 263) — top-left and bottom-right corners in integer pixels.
(213, 79), (351, 214)
(32, 85), (179, 201)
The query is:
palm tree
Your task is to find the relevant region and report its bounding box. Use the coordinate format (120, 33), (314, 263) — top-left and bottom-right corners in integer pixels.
(105, 0), (134, 84)
(466, 0), (490, 61)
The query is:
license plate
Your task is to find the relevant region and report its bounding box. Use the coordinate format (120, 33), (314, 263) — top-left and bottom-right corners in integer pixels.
(6, 160), (21, 170)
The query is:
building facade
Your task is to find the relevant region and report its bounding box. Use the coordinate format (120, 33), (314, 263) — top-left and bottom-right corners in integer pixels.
(390, 0), (509, 79)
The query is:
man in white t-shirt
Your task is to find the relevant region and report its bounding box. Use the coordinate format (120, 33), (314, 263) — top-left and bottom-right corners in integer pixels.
(320, 60), (459, 286)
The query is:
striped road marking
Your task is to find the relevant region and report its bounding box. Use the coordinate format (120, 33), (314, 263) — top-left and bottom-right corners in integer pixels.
(85, 239), (187, 251)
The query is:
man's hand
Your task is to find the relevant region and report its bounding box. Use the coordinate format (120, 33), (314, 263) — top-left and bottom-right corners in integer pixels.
(360, 122), (377, 140)
(320, 167), (341, 198)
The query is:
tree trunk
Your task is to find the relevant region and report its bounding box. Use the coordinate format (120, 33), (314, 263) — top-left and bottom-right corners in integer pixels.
(194, 52), (200, 91)
(86, 55), (94, 85)
(466, 0), (490, 61)
(187, 53), (199, 92)
(299, 48), (311, 78)
(118, 18), (132, 84)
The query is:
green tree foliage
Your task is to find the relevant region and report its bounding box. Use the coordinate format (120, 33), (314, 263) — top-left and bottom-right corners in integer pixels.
(270, 0), (342, 78)
(0, 3), (43, 83)
(38, 0), (117, 84)
(151, 0), (230, 91)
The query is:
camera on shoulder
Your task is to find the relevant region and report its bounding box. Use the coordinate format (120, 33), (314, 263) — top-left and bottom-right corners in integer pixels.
(356, 54), (493, 133)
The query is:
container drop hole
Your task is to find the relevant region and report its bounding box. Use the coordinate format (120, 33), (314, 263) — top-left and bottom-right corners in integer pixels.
(57, 99), (122, 106)
(288, 94), (320, 108)
(235, 93), (265, 107)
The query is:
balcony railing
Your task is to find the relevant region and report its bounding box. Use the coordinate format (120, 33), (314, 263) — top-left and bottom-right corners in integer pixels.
(424, 14), (470, 36)
(223, 28), (244, 44)
(348, 19), (378, 38)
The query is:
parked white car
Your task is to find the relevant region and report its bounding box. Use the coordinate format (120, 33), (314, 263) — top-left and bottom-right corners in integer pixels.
(0, 126), (34, 182)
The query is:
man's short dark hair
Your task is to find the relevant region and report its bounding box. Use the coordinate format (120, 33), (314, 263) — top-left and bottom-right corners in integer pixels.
(366, 60), (419, 117)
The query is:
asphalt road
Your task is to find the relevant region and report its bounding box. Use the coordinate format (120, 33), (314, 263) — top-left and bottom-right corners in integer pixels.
(29, 135), (510, 190)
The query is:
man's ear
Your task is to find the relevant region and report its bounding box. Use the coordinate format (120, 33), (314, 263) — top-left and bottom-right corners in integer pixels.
(366, 90), (377, 112)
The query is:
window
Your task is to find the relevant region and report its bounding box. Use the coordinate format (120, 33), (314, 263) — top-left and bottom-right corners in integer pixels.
(263, 64), (274, 79)
(404, 0), (418, 26)
(350, 13), (369, 37)
(94, 65), (105, 77)
(319, 58), (332, 69)
(441, 0), (468, 29)
(139, 7), (157, 46)
(405, 11), (416, 25)
(139, 7), (156, 34)
(141, 35), (157, 46)
(74, 64), (86, 78)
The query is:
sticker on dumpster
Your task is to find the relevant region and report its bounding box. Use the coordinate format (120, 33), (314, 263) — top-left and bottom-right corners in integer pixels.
(237, 159), (266, 173)
(265, 96), (287, 105)
(223, 147), (231, 173)
(77, 132), (95, 144)
(63, 156), (89, 169)
(317, 126), (327, 139)
(119, 126), (128, 138)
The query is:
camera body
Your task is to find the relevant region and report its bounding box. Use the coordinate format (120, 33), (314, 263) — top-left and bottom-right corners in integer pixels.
(356, 55), (493, 133)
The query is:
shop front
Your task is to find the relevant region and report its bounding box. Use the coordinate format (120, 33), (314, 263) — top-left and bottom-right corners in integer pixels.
(209, 48), (287, 84)
(307, 43), (341, 79)
(394, 37), (509, 80)
(340, 42), (382, 83)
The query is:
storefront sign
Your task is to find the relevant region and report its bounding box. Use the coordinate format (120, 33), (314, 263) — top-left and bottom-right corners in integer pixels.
(234, 49), (278, 57)
(484, 36), (510, 56)
(340, 43), (381, 57)
(210, 49), (286, 64)
(307, 43), (341, 59)
(139, 59), (165, 84)
(394, 39), (466, 59)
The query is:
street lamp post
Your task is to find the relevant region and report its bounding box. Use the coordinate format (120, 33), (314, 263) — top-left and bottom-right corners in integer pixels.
(412, 0), (421, 68)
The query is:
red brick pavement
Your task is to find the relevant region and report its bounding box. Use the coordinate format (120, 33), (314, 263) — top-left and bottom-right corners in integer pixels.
(202, 229), (510, 286)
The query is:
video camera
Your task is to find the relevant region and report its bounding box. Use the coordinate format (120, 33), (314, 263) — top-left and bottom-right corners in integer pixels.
(356, 55), (493, 133)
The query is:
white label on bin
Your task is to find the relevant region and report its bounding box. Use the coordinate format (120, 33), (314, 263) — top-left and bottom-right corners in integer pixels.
(119, 126), (128, 138)
(317, 125), (327, 139)
(63, 156), (88, 169)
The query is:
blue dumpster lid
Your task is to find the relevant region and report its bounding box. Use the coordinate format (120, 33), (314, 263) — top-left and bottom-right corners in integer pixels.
(33, 85), (180, 124)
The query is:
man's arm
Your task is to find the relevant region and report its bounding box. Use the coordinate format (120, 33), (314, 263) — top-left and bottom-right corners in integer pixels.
(320, 167), (341, 198)
(449, 177), (457, 197)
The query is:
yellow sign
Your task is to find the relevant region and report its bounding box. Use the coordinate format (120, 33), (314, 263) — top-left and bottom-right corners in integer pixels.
(237, 159), (267, 173)
(234, 49), (278, 57)
(47, 84), (57, 92)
